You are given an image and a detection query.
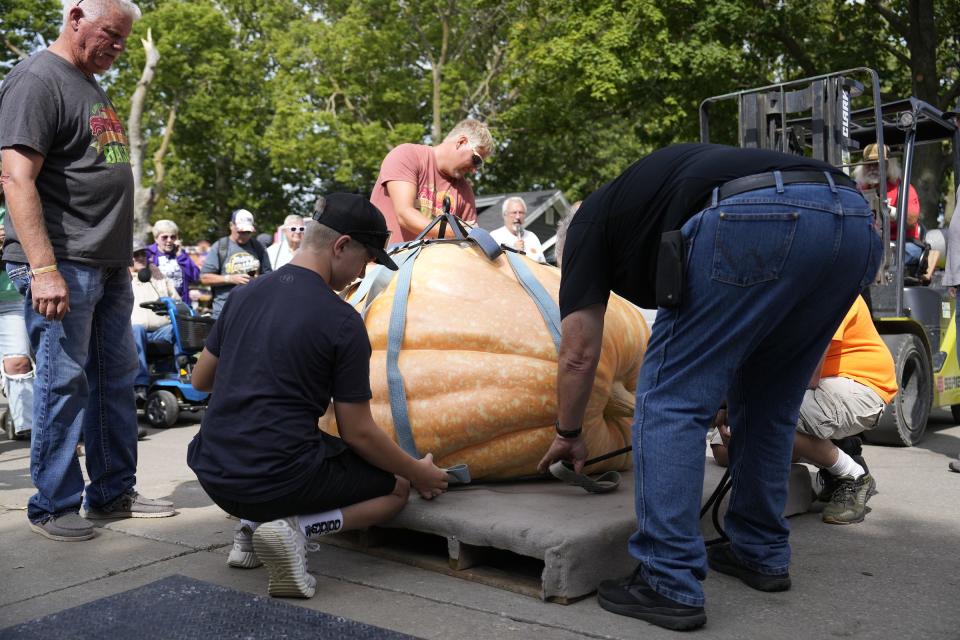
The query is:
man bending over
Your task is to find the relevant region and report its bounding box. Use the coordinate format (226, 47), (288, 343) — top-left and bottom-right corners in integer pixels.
(188, 193), (448, 599)
(711, 295), (896, 524)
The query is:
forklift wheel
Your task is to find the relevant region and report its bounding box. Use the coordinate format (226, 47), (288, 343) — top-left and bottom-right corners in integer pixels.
(145, 390), (179, 428)
(869, 334), (931, 446)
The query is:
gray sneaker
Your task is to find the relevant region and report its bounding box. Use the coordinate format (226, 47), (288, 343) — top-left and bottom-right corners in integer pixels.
(822, 473), (877, 524)
(227, 522), (262, 569)
(84, 490), (176, 519)
(29, 512), (95, 541)
(949, 457), (960, 473)
(252, 517), (319, 598)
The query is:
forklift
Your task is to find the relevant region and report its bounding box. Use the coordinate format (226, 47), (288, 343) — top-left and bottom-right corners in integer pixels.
(699, 67), (960, 445)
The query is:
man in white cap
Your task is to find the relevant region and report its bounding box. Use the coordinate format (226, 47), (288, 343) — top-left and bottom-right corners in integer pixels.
(200, 209), (272, 318)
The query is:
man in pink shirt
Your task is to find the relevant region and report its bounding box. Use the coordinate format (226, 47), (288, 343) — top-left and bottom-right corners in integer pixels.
(370, 119), (494, 243)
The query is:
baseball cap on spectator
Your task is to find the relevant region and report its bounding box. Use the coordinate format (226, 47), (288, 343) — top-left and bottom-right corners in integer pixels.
(231, 209), (256, 232)
(312, 193), (398, 271)
(132, 238), (148, 254)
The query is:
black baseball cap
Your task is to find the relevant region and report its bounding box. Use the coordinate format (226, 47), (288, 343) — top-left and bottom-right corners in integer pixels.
(313, 193), (398, 271)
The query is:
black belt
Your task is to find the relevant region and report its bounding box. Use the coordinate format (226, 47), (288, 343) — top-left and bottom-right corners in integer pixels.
(715, 170), (857, 203)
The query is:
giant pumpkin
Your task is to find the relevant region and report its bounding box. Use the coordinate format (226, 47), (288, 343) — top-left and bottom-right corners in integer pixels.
(328, 241), (650, 481)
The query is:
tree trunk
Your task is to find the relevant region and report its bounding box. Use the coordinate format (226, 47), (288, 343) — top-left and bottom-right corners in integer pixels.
(127, 29), (161, 242)
(431, 13), (451, 142)
(907, 0), (945, 228)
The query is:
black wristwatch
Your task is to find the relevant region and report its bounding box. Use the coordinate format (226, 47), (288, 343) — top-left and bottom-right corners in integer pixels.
(555, 422), (582, 439)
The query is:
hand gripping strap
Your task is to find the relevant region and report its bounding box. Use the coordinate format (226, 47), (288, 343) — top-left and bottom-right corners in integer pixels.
(506, 252), (562, 352)
(443, 464), (471, 484)
(549, 461), (621, 494)
(386, 246), (422, 457)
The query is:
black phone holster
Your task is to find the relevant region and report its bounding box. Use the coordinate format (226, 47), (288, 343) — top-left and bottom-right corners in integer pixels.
(655, 230), (685, 308)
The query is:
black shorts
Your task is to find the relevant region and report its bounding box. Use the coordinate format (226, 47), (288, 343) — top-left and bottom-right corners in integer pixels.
(203, 448), (397, 522)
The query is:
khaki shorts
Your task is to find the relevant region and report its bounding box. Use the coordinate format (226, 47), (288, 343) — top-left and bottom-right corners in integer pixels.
(796, 376), (885, 440)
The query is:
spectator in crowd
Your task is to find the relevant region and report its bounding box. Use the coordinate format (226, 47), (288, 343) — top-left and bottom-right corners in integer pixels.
(130, 240), (179, 401)
(0, 179), (34, 440)
(188, 194), (448, 598)
(854, 143), (937, 280)
(0, 0), (176, 541)
(200, 209), (272, 318)
(537, 143), (880, 630)
(490, 197), (546, 263)
(190, 239), (211, 269)
(267, 214), (305, 269)
(145, 219), (199, 303)
(710, 295), (895, 524)
(370, 119), (493, 243)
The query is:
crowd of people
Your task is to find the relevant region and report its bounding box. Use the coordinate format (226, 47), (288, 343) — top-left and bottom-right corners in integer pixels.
(3, 0), (960, 634)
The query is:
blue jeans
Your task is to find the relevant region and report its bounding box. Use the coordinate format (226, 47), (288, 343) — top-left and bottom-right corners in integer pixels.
(131, 323), (175, 386)
(7, 261), (139, 523)
(629, 179), (881, 607)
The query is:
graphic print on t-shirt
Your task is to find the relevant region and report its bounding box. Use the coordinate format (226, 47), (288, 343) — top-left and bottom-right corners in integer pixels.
(223, 250), (261, 276)
(88, 102), (130, 165)
(417, 186), (456, 220)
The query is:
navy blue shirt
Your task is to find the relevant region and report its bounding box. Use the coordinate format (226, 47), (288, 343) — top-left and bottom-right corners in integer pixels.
(559, 143), (846, 313)
(187, 264), (372, 502)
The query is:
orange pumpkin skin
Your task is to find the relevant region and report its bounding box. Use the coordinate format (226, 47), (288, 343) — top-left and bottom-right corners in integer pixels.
(331, 242), (649, 481)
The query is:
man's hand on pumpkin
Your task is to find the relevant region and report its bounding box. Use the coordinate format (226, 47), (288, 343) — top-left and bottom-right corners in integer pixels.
(537, 435), (588, 475)
(411, 452), (448, 500)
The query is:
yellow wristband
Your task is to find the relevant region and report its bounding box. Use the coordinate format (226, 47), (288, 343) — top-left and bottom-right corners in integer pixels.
(29, 264), (58, 277)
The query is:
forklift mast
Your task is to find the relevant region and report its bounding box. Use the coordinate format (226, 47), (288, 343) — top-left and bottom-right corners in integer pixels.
(699, 67), (960, 320)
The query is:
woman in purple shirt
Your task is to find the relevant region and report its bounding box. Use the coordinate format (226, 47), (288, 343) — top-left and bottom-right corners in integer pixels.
(145, 219), (200, 302)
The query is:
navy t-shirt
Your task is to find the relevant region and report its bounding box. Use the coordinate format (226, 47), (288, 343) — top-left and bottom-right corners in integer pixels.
(187, 264), (373, 502)
(559, 143), (846, 313)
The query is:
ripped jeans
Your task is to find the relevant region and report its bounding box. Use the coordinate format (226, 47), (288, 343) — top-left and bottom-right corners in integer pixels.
(0, 299), (34, 434)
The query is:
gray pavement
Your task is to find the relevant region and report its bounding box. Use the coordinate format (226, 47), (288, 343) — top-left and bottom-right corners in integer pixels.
(1, 411), (959, 639)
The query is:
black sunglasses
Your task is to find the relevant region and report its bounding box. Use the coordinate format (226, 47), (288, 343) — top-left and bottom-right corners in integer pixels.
(470, 150), (484, 169)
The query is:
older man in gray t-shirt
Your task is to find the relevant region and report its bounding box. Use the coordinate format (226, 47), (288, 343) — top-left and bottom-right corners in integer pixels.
(0, 0), (176, 542)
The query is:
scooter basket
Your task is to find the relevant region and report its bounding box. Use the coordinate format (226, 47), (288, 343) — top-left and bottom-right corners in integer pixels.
(175, 314), (214, 352)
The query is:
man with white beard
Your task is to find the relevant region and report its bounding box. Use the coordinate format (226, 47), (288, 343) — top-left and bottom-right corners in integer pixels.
(853, 144), (937, 281)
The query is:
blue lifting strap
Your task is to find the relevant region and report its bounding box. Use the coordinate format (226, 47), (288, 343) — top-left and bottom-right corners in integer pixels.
(505, 252), (562, 352)
(348, 249), (417, 318)
(386, 245), (423, 458)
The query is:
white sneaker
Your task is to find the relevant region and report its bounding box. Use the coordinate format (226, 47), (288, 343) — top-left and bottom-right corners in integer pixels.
(252, 517), (319, 598)
(227, 522), (262, 569)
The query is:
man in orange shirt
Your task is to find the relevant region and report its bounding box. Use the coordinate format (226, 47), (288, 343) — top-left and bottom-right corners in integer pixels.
(713, 295), (896, 524)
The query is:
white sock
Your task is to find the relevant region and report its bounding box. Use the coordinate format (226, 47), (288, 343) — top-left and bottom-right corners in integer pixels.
(240, 519), (260, 531)
(298, 509), (344, 539)
(826, 450), (865, 479)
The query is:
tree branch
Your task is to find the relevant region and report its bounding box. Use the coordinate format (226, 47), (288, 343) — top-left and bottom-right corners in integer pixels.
(942, 77), (960, 112)
(866, 0), (908, 38)
(1, 34), (28, 61)
(152, 104), (177, 199)
(880, 40), (911, 67)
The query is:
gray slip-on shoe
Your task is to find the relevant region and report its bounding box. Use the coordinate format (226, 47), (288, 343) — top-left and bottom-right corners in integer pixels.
(29, 512), (95, 541)
(84, 490), (176, 519)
